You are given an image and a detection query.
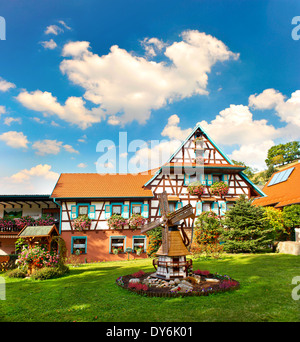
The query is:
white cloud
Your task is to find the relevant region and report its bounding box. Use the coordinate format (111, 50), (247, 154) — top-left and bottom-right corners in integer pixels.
(0, 105), (6, 115)
(0, 78), (16, 92)
(58, 20), (71, 30)
(0, 164), (59, 194)
(229, 140), (275, 171)
(45, 25), (63, 35)
(32, 139), (79, 156)
(141, 37), (167, 57)
(77, 162), (87, 168)
(199, 104), (278, 146)
(249, 88), (300, 127)
(4, 117), (22, 126)
(0, 131), (29, 149)
(161, 114), (192, 140)
(41, 39), (57, 50)
(16, 90), (104, 129)
(58, 30), (238, 127)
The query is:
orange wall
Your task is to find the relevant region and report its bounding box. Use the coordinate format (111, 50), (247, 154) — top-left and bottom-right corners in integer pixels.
(61, 230), (149, 263)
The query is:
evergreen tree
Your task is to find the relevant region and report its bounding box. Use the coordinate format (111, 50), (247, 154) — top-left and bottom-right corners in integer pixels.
(220, 195), (273, 253)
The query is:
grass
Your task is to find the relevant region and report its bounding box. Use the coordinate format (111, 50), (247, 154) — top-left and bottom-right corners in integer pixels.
(1, 253), (300, 322)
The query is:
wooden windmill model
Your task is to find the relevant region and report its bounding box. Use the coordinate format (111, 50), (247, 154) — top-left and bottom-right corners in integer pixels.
(141, 191), (195, 280)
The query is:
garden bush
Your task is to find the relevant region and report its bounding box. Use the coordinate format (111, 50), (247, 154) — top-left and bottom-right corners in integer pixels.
(6, 268), (26, 278)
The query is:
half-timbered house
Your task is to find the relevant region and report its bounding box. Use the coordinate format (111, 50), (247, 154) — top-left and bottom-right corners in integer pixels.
(51, 124), (265, 262)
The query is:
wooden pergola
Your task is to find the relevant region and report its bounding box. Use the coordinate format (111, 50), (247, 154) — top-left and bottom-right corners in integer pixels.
(17, 224), (59, 251)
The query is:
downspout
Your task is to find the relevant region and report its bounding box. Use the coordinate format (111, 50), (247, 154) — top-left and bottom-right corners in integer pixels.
(53, 198), (62, 235)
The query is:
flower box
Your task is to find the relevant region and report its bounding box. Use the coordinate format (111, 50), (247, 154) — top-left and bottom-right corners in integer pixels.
(128, 214), (146, 230)
(107, 214), (127, 229)
(71, 215), (91, 231)
(210, 181), (229, 197)
(187, 181), (205, 196)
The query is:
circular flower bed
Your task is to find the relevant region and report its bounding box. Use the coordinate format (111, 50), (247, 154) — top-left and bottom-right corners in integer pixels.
(210, 181), (229, 197)
(116, 269), (239, 297)
(187, 181), (205, 196)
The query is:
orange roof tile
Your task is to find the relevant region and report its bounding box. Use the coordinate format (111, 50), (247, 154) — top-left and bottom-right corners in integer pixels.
(253, 163), (300, 208)
(51, 173), (154, 199)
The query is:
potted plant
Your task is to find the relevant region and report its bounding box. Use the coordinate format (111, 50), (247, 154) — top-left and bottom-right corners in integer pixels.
(187, 181), (205, 196)
(135, 246), (143, 256)
(71, 215), (91, 231)
(107, 214), (127, 229)
(128, 214), (146, 230)
(210, 181), (229, 197)
(112, 247), (123, 255)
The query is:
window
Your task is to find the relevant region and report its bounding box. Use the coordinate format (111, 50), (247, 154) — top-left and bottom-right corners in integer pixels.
(268, 167), (295, 186)
(132, 204), (142, 215)
(112, 205), (122, 215)
(203, 203), (211, 212)
(132, 236), (146, 252)
(71, 237), (87, 255)
(110, 236), (125, 253)
(213, 175), (222, 183)
(78, 205), (89, 216)
(169, 202), (176, 213)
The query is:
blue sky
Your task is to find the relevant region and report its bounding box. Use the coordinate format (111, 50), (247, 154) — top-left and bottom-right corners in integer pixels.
(0, 0), (299, 194)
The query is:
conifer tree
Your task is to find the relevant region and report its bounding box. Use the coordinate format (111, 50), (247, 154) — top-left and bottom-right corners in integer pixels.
(220, 195), (273, 253)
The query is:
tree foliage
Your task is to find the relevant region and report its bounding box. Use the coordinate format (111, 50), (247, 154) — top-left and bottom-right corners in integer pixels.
(265, 141), (300, 167)
(220, 195), (273, 253)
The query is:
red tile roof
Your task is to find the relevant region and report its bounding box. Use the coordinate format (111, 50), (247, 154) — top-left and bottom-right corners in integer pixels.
(51, 173), (154, 199)
(253, 163), (300, 208)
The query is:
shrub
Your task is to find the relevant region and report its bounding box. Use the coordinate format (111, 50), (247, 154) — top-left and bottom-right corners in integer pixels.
(128, 282), (148, 291)
(6, 268), (26, 278)
(221, 195), (273, 253)
(16, 246), (59, 269)
(194, 269), (210, 276)
(131, 270), (145, 278)
(146, 226), (162, 257)
(31, 265), (70, 280)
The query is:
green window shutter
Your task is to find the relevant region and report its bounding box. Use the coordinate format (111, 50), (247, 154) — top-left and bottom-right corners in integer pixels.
(105, 205), (111, 219)
(122, 204), (129, 219)
(88, 205), (96, 219)
(142, 204), (149, 218)
(196, 201), (203, 216)
(71, 205), (77, 219)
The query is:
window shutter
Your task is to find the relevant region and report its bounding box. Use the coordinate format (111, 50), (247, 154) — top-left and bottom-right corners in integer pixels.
(206, 174), (213, 185)
(176, 202), (183, 210)
(200, 174), (206, 185)
(88, 205), (96, 219)
(222, 174), (229, 185)
(71, 205), (77, 219)
(196, 201), (203, 216)
(219, 201), (226, 216)
(142, 204), (149, 218)
(105, 205), (111, 219)
(122, 205), (129, 219)
(212, 201), (219, 215)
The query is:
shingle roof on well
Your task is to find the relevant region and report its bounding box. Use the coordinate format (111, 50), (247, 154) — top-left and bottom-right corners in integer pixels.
(51, 173), (154, 199)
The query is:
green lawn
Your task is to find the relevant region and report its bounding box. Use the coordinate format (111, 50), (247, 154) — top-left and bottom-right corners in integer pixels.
(1, 253), (299, 322)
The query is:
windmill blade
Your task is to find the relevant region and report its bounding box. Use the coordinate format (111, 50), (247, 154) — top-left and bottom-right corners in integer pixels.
(161, 225), (169, 255)
(168, 204), (195, 225)
(140, 218), (162, 233)
(158, 191), (169, 217)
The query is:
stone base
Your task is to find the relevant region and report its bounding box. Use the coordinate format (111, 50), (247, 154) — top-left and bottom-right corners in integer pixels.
(277, 241), (300, 255)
